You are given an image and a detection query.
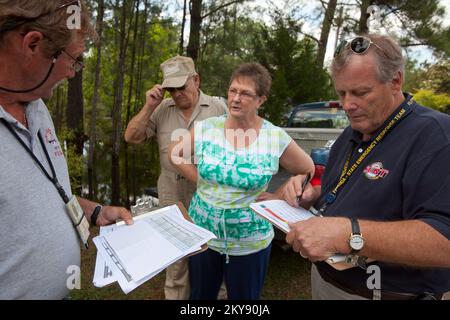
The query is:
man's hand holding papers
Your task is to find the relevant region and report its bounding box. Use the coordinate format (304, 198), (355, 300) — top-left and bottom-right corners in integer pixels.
(92, 204), (216, 294)
(250, 200), (352, 270)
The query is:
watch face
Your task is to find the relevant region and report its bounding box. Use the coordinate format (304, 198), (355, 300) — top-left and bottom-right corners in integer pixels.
(350, 235), (364, 251)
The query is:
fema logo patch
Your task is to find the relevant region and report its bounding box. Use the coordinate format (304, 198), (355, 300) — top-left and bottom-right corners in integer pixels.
(44, 128), (64, 158)
(44, 128), (57, 145)
(364, 162), (389, 180)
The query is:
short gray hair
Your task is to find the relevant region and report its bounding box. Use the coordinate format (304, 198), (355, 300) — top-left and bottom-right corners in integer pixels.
(230, 62), (272, 97)
(0, 0), (96, 56)
(331, 34), (405, 83)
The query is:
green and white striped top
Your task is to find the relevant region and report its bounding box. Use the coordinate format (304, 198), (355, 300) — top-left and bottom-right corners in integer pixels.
(188, 115), (291, 256)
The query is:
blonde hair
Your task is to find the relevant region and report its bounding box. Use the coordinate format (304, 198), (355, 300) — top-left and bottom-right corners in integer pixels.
(332, 34), (405, 83)
(0, 0), (96, 56)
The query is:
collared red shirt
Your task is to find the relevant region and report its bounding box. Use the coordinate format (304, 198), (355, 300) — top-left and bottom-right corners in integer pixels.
(315, 93), (450, 294)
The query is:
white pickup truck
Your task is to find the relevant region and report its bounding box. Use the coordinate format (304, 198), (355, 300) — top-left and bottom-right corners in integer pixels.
(267, 101), (348, 192)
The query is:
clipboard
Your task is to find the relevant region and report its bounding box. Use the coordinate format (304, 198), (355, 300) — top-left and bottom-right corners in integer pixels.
(175, 202), (209, 257)
(249, 200), (367, 271)
(122, 200), (208, 257)
(93, 202), (215, 293)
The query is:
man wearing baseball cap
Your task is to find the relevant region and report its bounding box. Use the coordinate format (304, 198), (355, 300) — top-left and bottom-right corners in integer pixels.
(125, 55), (227, 300)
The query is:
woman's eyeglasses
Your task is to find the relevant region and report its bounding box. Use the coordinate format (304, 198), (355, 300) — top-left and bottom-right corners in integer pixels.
(228, 88), (259, 101)
(334, 36), (382, 58)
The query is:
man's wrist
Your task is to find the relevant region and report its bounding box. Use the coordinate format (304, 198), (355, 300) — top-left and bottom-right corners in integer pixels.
(334, 217), (353, 254)
(144, 102), (157, 113)
(91, 205), (103, 226)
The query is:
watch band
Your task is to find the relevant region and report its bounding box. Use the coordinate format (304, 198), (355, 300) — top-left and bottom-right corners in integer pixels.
(349, 217), (364, 254)
(350, 217), (361, 235)
(91, 205), (103, 226)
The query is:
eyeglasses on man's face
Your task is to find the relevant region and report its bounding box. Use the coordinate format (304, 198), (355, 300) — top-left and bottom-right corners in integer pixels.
(334, 36), (382, 58)
(41, 33), (84, 73)
(166, 83), (188, 93)
(166, 75), (197, 93)
(228, 88), (259, 101)
(60, 50), (84, 73)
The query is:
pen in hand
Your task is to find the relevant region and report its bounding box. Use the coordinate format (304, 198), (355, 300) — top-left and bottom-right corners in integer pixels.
(297, 173), (311, 206)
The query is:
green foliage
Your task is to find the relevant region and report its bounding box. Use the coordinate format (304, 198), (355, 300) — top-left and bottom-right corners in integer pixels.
(198, 9), (334, 126)
(57, 129), (85, 192)
(44, 0), (449, 205)
(253, 12), (334, 125)
(413, 89), (450, 112)
(198, 14), (264, 96)
(83, 4), (178, 203)
(419, 57), (450, 95)
(335, 1), (450, 58)
(404, 57), (450, 98)
(394, 0), (450, 57)
(403, 58), (423, 93)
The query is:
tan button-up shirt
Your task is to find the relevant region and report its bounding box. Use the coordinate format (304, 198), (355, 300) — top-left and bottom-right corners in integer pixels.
(146, 90), (227, 173)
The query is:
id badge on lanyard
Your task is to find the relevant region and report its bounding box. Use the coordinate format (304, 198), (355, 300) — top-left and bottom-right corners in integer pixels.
(1, 118), (90, 248)
(66, 196), (90, 249)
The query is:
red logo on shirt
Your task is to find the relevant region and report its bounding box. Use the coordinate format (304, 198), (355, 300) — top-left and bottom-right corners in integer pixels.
(44, 128), (64, 158)
(364, 162), (389, 180)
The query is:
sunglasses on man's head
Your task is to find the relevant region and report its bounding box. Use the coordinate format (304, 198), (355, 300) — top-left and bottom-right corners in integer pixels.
(334, 36), (382, 58)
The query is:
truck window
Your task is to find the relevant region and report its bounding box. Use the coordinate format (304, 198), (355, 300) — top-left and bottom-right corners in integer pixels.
(290, 108), (349, 129)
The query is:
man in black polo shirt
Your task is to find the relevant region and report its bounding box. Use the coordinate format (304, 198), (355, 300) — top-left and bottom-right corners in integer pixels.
(280, 34), (450, 300)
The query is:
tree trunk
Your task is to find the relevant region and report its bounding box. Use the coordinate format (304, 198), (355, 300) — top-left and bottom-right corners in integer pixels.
(66, 64), (84, 196)
(179, 0), (187, 55)
(317, 0), (337, 70)
(88, 0), (105, 201)
(54, 85), (65, 133)
(187, 0), (202, 61)
(129, 0), (149, 204)
(124, 0), (140, 208)
(334, 5), (344, 49)
(111, 0), (132, 205)
(359, 0), (371, 34)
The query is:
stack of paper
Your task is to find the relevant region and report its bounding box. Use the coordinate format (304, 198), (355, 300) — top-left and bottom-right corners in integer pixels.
(92, 204), (216, 294)
(250, 200), (350, 269)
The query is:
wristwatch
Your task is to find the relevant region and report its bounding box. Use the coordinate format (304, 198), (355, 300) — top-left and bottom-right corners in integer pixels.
(91, 205), (103, 226)
(348, 217), (364, 254)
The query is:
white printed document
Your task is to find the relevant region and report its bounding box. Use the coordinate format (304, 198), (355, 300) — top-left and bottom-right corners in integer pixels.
(250, 200), (350, 269)
(250, 199), (315, 233)
(93, 224), (117, 287)
(92, 204), (216, 294)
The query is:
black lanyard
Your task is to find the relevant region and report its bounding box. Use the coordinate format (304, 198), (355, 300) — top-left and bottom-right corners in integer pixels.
(1, 118), (70, 204)
(319, 103), (412, 213)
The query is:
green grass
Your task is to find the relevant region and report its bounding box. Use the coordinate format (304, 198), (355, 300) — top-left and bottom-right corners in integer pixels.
(262, 241), (312, 299)
(70, 229), (312, 300)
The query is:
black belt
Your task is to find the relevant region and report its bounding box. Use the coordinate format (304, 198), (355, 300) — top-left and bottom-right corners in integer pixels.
(316, 266), (442, 300)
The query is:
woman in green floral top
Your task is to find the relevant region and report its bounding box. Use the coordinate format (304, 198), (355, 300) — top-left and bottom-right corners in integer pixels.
(169, 63), (314, 299)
